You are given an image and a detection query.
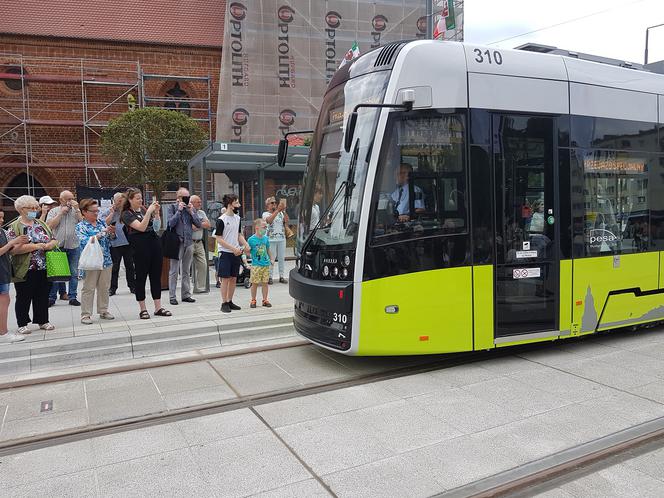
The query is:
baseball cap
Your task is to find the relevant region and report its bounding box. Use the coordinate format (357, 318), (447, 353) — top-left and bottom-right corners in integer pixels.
(39, 195), (57, 205)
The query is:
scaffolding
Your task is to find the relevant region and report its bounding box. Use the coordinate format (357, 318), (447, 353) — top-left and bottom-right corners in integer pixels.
(0, 53), (213, 196)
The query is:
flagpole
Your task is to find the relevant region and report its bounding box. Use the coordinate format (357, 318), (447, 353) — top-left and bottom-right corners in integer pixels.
(426, 0), (433, 39)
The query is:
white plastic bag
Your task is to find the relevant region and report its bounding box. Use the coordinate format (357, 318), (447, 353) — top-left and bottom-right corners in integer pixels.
(78, 236), (104, 271)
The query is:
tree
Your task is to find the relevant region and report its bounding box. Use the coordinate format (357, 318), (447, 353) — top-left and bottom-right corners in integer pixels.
(101, 108), (208, 200)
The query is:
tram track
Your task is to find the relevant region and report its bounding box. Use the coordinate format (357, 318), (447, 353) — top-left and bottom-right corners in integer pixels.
(435, 415), (664, 498)
(0, 346), (505, 457)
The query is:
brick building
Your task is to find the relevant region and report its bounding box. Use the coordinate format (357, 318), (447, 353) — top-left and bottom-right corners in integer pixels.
(0, 0), (224, 212)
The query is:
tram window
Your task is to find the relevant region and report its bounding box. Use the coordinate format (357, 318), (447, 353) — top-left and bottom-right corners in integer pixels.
(573, 149), (651, 256)
(570, 116), (658, 152)
(371, 110), (467, 245)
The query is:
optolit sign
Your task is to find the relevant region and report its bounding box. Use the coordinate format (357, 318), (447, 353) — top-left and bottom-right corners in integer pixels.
(218, 1), (464, 144)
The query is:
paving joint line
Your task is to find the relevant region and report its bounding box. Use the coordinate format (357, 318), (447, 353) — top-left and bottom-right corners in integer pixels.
(250, 407), (338, 498)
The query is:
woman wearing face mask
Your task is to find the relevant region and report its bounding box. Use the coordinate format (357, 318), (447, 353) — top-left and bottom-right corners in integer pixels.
(215, 194), (249, 313)
(7, 195), (59, 335)
(120, 188), (171, 319)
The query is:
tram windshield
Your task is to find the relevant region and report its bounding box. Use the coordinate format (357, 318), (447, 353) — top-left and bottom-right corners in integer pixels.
(298, 71), (390, 252)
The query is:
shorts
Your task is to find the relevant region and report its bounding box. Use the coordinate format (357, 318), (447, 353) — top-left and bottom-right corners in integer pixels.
(0, 283), (9, 295)
(250, 266), (270, 284)
(218, 252), (242, 278)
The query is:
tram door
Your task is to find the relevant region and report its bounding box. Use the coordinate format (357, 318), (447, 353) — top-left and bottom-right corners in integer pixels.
(493, 115), (558, 338)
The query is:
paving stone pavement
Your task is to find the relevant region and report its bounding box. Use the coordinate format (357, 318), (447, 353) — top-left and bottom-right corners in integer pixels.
(2, 326), (664, 496)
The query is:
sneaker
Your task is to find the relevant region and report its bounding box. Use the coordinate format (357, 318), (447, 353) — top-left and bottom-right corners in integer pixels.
(250, 299), (257, 308)
(17, 326), (30, 335)
(279, 277), (288, 284)
(1, 331), (25, 343)
(39, 323), (55, 331)
(268, 278), (273, 285)
(59, 293), (69, 301)
(170, 298), (179, 305)
(81, 316), (93, 325)
(182, 297), (196, 303)
(262, 300), (272, 308)
(228, 301), (241, 311)
(69, 299), (81, 306)
(109, 289), (116, 296)
(99, 312), (115, 320)
(215, 281), (221, 288)
(221, 302), (231, 313)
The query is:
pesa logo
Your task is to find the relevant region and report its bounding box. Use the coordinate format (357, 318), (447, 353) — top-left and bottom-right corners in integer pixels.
(229, 2), (247, 21)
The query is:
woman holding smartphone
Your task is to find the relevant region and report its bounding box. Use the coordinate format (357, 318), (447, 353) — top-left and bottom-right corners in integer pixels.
(121, 188), (171, 319)
(262, 195), (289, 284)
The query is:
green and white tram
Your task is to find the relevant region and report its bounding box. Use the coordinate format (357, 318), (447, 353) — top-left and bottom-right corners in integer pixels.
(284, 39), (664, 355)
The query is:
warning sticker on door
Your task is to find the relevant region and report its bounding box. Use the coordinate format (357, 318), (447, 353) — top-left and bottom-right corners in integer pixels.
(512, 268), (541, 279)
(516, 250), (538, 259)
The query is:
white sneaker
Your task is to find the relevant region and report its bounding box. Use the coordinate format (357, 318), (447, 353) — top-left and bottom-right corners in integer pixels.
(17, 326), (31, 335)
(1, 331), (26, 343)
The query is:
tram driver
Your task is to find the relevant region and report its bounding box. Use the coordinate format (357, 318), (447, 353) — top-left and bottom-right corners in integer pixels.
(391, 163), (425, 222)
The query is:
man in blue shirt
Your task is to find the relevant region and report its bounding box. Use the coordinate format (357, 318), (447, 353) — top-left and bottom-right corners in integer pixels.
(391, 163), (425, 222)
(167, 188), (202, 305)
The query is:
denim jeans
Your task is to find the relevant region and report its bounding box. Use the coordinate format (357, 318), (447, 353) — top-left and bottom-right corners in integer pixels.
(49, 247), (80, 301)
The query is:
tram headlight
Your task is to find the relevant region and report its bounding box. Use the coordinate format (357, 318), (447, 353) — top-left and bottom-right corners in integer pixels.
(322, 265), (330, 277)
(342, 255), (351, 267)
(341, 268), (349, 279)
(332, 266), (339, 278)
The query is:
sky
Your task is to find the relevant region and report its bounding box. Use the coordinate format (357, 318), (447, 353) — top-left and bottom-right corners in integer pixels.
(464, 0), (664, 65)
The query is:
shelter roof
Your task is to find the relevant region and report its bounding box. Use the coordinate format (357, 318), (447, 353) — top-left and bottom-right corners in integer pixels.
(0, 0), (224, 47)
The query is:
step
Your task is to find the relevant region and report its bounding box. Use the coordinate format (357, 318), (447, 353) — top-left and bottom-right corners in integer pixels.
(220, 322), (296, 346)
(29, 343), (134, 372)
(216, 311), (294, 332)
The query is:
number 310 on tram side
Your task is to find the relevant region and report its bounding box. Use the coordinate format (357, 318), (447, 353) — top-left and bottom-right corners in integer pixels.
(284, 40), (664, 356)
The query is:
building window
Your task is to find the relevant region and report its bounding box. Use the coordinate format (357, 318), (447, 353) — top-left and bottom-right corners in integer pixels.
(2, 66), (23, 92)
(164, 82), (191, 116)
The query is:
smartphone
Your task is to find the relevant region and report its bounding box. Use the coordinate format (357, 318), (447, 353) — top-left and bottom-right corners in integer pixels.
(182, 196), (190, 205)
(279, 198), (286, 207)
(22, 226), (28, 235)
(110, 221), (117, 226)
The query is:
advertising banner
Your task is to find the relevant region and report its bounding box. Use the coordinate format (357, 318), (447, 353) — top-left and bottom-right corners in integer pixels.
(217, 0), (434, 145)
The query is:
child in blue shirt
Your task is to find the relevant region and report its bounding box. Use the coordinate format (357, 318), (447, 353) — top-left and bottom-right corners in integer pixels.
(247, 218), (273, 308)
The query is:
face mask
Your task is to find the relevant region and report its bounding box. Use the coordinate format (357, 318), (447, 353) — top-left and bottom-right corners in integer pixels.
(27, 211), (38, 220)
(152, 219), (161, 232)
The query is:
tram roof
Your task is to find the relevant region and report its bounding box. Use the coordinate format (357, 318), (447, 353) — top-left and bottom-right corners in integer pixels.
(188, 142), (310, 174)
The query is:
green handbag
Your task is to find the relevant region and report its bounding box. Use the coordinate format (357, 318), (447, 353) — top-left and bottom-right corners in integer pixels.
(46, 247), (71, 282)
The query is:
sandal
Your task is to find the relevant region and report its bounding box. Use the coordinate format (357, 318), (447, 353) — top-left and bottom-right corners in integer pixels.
(39, 323), (56, 331)
(154, 308), (172, 317)
(139, 310), (150, 320)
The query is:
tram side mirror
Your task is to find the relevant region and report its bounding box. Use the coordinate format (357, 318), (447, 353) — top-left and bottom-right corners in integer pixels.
(344, 112), (358, 153)
(277, 138), (288, 168)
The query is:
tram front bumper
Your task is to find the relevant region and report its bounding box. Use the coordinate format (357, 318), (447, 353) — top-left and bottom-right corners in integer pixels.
(289, 269), (354, 351)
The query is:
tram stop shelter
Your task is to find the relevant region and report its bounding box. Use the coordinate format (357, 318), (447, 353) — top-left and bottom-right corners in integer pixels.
(187, 141), (310, 220)
(187, 142), (310, 290)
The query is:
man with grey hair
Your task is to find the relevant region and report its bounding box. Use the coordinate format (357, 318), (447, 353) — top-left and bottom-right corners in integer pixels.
(167, 187), (201, 305)
(190, 195), (211, 293)
(102, 192), (135, 296)
(46, 190), (82, 306)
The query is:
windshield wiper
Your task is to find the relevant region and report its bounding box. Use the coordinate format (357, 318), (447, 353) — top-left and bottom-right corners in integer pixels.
(301, 180), (348, 257)
(343, 139), (359, 229)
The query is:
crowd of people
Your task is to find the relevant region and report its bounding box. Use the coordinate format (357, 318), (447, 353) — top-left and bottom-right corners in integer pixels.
(0, 188), (293, 343)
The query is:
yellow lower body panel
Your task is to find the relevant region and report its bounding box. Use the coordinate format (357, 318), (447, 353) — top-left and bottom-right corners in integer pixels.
(572, 253), (660, 334)
(357, 267), (473, 355)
